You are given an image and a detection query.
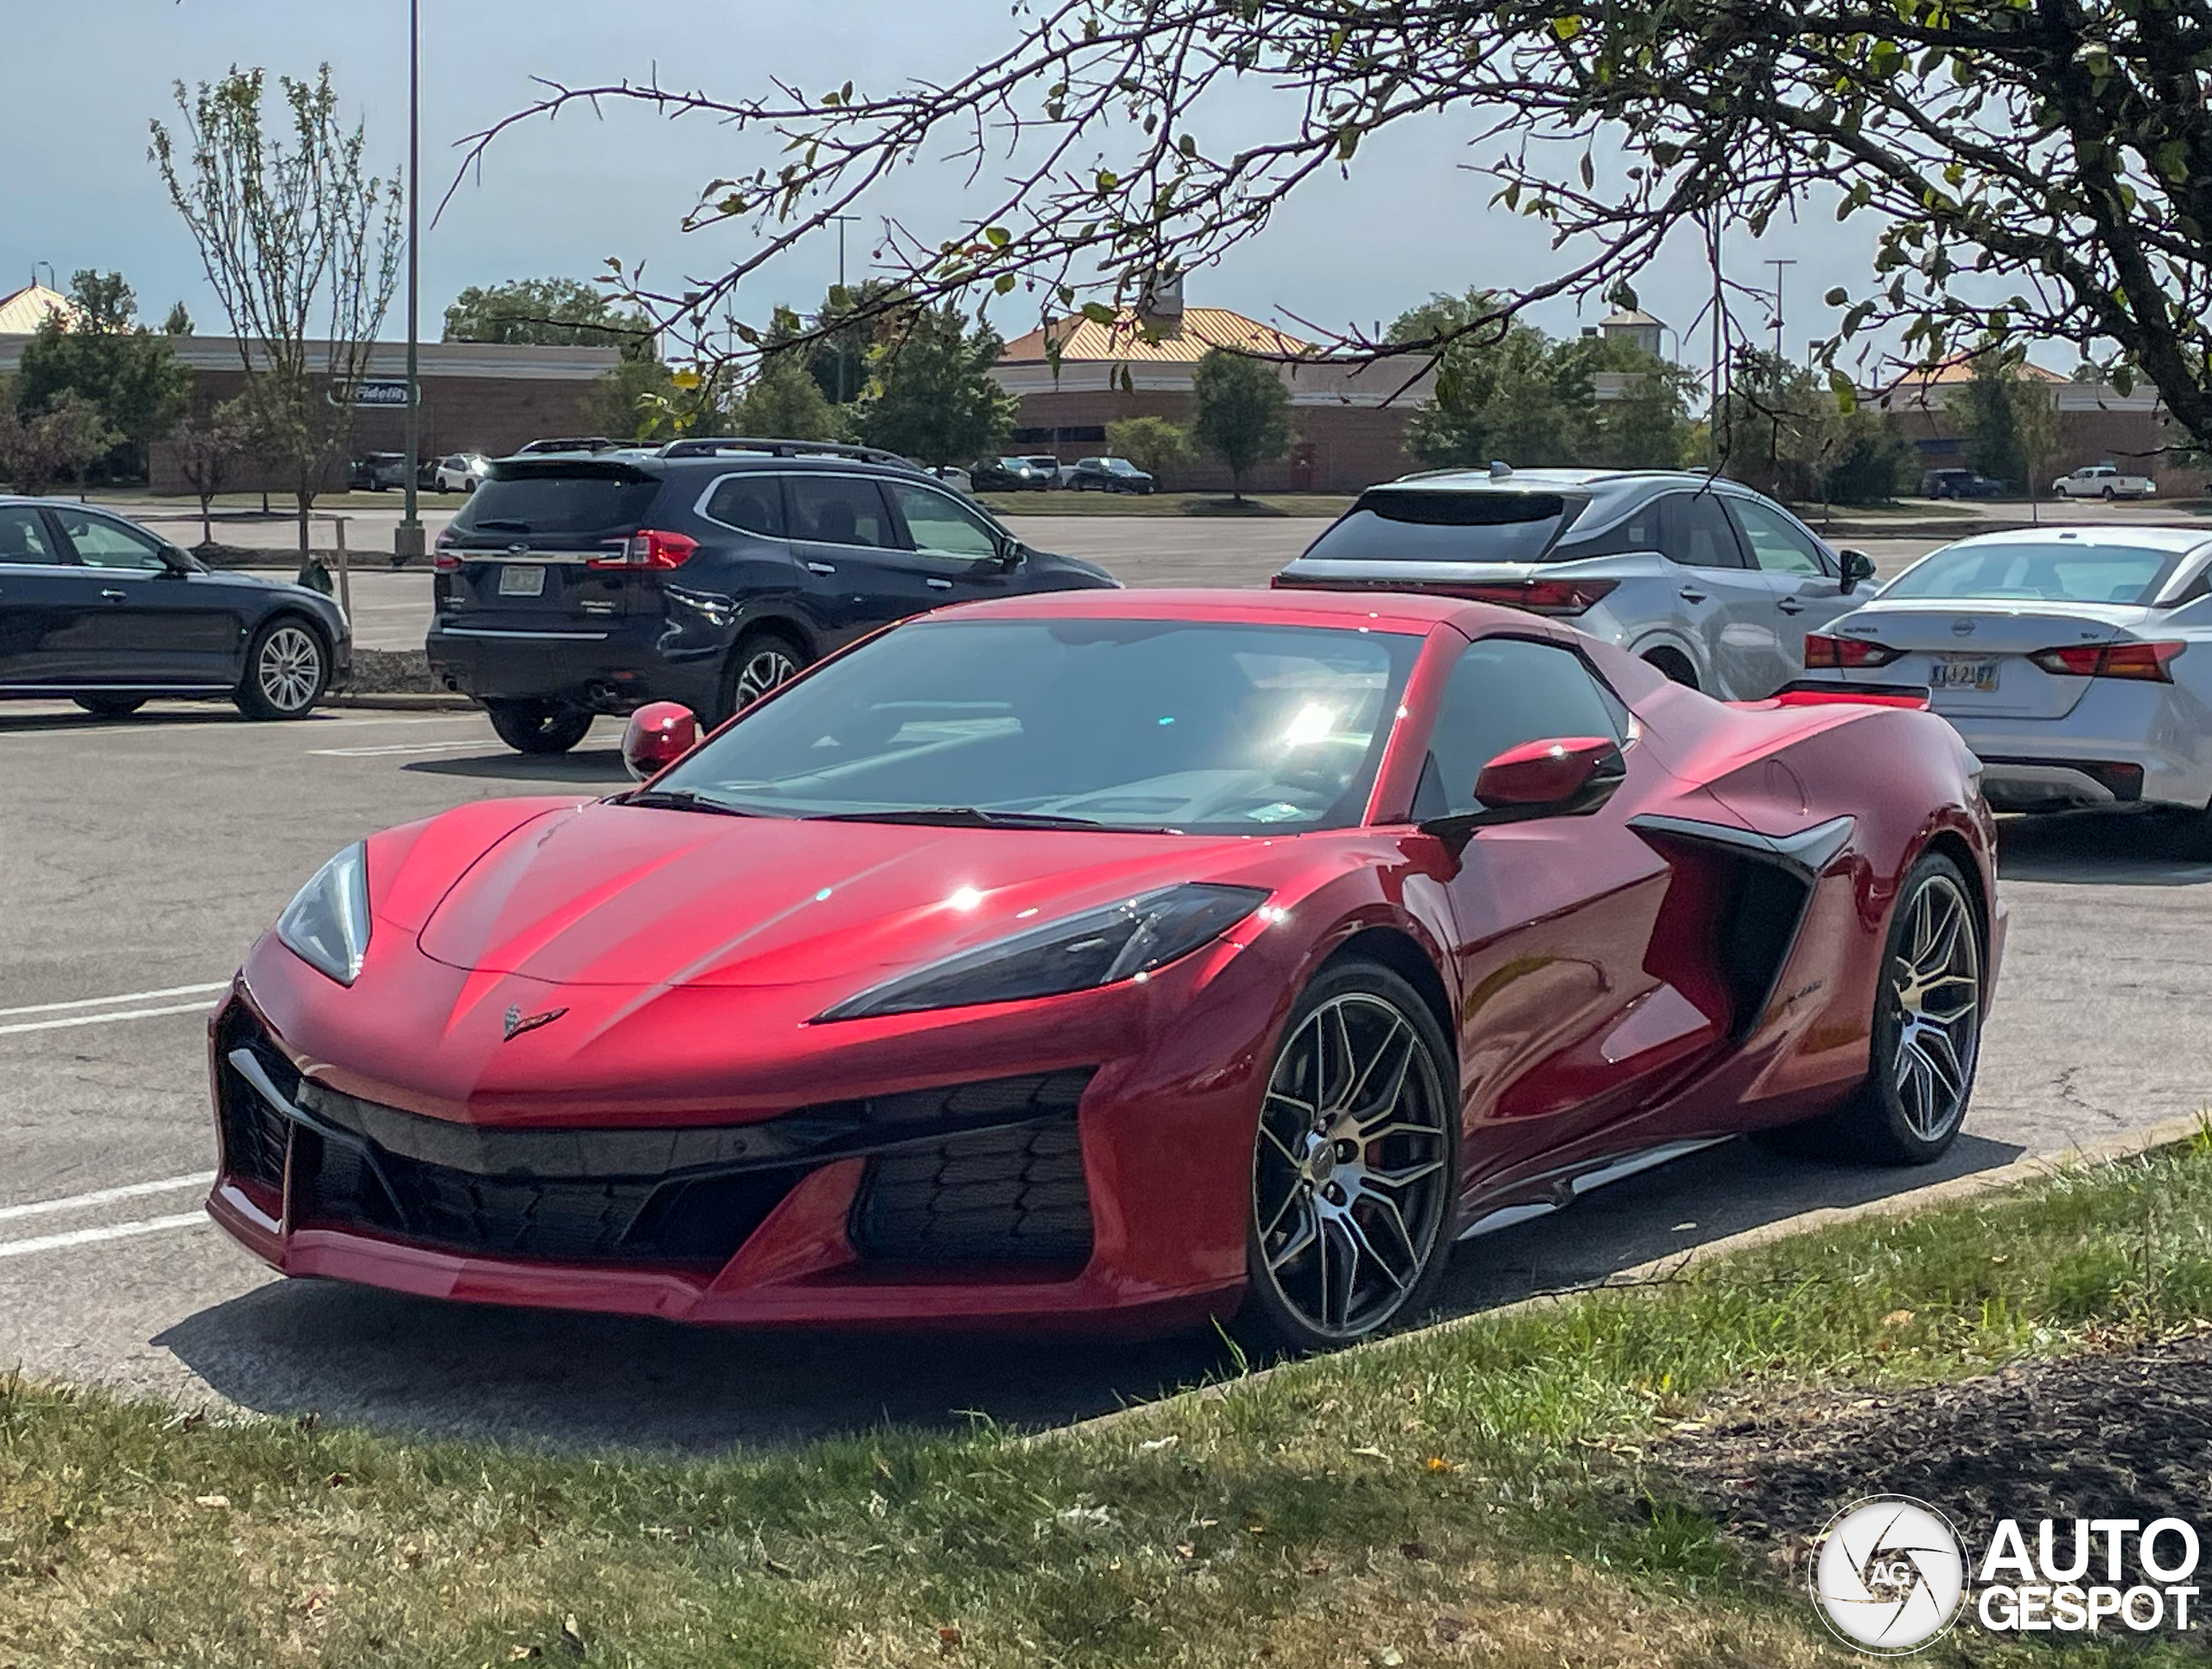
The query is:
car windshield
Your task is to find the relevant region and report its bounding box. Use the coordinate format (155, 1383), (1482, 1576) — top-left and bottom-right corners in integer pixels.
(1103, 459), (1141, 473)
(1884, 542), (2188, 606)
(1301, 489), (1579, 564)
(652, 617), (1421, 834)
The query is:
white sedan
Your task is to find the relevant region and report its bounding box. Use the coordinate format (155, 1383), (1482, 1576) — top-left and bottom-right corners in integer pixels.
(433, 453), (490, 492)
(1798, 526), (2212, 837)
(2051, 464), (2157, 500)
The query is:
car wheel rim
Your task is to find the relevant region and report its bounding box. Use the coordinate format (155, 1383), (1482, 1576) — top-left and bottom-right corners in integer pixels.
(1889, 873), (1981, 1143)
(736, 649), (798, 707)
(1252, 993), (1452, 1340)
(258, 626), (321, 712)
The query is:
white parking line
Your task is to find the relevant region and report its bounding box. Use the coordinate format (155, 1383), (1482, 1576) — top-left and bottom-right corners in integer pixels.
(0, 1001), (218, 1038)
(0, 981), (231, 1020)
(309, 738), (494, 758)
(0, 1175), (208, 1225)
(0, 1211), (210, 1260)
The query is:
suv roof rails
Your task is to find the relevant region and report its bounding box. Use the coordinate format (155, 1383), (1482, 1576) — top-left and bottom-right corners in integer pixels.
(654, 436), (920, 468)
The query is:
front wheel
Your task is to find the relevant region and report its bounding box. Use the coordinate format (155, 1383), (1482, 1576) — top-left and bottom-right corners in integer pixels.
(486, 700), (594, 755)
(2101, 485), (2117, 500)
(715, 630), (808, 725)
(234, 619), (328, 720)
(1235, 961), (1460, 1355)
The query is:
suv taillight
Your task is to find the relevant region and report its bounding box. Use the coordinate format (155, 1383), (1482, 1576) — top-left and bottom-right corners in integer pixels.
(1803, 632), (1902, 670)
(589, 529), (698, 570)
(1269, 574), (1618, 616)
(432, 530), (459, 572)
(2029, 640), (2184, 681)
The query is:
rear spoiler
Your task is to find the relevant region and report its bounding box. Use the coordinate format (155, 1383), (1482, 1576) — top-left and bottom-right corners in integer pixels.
(1763, 679), (1930, 711)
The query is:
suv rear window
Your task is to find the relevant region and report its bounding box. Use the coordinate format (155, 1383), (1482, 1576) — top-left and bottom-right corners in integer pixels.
(1303, 490), (1580, 564)
(455, 467), (662, 537)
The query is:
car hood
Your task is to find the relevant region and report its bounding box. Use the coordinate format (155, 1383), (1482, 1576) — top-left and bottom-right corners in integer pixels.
(408, 799), (1272, 992)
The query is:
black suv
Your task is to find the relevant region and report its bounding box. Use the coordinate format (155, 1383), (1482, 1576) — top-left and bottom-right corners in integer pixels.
(427, 438), (1119, 753)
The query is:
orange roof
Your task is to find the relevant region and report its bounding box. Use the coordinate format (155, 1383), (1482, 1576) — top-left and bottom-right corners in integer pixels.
(1900, 352), (2066, 385)
(0, 282), (73, 335)
(999, 305), (1316, 365)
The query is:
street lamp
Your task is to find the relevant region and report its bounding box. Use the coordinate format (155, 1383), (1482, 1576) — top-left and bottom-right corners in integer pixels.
(395, 0), (424, 565)
(826, 213), (861, 404)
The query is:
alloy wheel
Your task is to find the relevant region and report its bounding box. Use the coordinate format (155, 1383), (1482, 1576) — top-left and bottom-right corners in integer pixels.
(1888, 872), (1982, 1142)
(1251, 992), (1452, 1341)
(735, 647), (798, 708)
(257, 625), (322, 714)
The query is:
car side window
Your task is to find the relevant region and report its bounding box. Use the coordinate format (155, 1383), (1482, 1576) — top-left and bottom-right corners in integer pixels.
(885, 481), (999, 559)
(786, 476), (896, 549)
(1659, 492), (1748, 568)
(1728, 498), (1829, 577)
(0, 507), (62, 564)
(54, 511), (167, 570)
(702, 474), (789, 538)
(1414, 638), (1630, 818)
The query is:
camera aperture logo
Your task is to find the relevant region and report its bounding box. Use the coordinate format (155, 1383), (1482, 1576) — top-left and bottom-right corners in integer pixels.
(1810, 1495), (1967, 1653)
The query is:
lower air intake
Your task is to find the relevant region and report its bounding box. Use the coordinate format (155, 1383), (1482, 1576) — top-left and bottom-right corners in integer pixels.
(850, 1117), (1093, 1266)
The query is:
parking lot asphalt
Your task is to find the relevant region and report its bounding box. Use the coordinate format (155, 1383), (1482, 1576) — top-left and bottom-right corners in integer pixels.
(3, 517), (2208, 1451)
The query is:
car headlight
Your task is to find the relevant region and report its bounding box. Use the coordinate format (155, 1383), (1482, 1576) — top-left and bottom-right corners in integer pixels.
(276, 842), (372, 986)
(817, 883), (1268, 1022)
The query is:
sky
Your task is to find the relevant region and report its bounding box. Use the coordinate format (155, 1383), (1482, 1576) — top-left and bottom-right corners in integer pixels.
(3, 0), (1891, 371)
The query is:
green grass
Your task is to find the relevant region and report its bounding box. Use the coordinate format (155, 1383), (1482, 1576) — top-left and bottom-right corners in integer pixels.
(9, 1136), (2212, 1666)
(979, 491), (1355, 518)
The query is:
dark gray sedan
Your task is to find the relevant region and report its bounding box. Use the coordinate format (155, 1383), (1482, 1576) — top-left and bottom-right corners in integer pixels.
(0, 499), (350, 719)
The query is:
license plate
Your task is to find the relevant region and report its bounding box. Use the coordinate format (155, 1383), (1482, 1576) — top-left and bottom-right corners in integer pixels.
(497, 564), (545, 598)
(1930, 656), (1999, 692)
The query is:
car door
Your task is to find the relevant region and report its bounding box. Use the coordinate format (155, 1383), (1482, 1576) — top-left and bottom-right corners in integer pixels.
(1656, 491), (1775, 698)
(0, 505), (99, 687)
(880, 479), (1017, 604)
(1418, 636), (1715, 1182)
(1724, 496), (1853, 692)
(784, 473), (944, 646)
(47, 506), (244, 687)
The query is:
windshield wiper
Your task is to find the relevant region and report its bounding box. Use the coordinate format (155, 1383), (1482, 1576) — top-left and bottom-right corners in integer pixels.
(812, 806), (1133, 831)
(469, 518), (531, 533)
(617, 788), (757, 817)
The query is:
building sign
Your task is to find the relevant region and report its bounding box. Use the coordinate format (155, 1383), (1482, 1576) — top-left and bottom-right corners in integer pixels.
(350, 380), (414, 408)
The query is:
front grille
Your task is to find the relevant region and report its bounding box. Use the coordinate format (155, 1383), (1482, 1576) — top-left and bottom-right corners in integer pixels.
(217, 1007), (1096, 1270)
(850, 1118), (1094, 1266)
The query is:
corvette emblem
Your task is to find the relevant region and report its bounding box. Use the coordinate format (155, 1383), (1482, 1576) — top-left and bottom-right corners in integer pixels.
(502, 1004), (568, 1041)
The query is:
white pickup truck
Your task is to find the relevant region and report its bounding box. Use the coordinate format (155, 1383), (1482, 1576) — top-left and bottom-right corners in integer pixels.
(2050, 463), (2157, 499)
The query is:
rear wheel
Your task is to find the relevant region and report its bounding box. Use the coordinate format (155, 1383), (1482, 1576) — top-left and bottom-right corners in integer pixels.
(1643, 647), (1700, 690)
(715, 629), (807, 725)
(72, 694), (147, 718)
(486, 700), (594, 755)
(233, 618), (328, 720)
(1236, 961), (1459, 1355)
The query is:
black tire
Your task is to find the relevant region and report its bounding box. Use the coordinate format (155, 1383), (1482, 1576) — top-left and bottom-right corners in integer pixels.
(233, 617), (329, 720)
(1643, 648), (1700, 690)
(1769, 853), (1985, 1165)
(72, 694), (148, 718)
(714, 629), (808, 726)
(1233, 960), (1460, 1355)
(2101, 485), (2116, 500)
(486, 700), (594, 755)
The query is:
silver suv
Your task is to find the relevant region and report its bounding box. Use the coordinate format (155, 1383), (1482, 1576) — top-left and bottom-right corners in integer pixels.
(1272, 466), (1877, 699)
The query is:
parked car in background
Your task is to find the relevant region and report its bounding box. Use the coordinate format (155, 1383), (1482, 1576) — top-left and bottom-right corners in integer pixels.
(1922, 468), (2007, 500)
(2052, 463), (2157, 500)
(1798, 526), (2212, 836)
(425, 438), (1119, 754)
(348, 453), (410, 492)
(0, 498), (349, 719)
(1065, 456), (1157, 494)
(1020, 454), (1070, 487)
(925, 465), (975, 495)
(434, 453), (491, 492)
(970, 456), (1058, 492)
(1271, 466), (1876, 700)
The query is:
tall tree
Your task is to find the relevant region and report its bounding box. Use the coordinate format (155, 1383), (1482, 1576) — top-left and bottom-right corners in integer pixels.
(468, 1), (2212, 460)
(734, 355), (842, 440)
(1394, 294), (1592, 470)
(1954, 354), (2031, 490)
(1104, 415), (1193, 479)
(1190, 348), (1294, 500)
(0, 390), (116, 496)
(854, 304), (1017, 466)
(442, 277), (654, 359)
(10, 270), (188, 483)
(152, 65), (403, 558)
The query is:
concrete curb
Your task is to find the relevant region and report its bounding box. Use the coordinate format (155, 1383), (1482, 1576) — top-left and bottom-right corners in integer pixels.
(321, 693), (478, 713)
(1041, 1109), (2212, 1444)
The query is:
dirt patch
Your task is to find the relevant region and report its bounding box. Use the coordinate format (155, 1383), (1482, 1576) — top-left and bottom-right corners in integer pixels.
(1656, 1333), (2212, 1563)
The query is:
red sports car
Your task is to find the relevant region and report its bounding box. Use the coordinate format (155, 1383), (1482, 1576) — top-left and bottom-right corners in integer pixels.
(208, 589), (2003, 1350)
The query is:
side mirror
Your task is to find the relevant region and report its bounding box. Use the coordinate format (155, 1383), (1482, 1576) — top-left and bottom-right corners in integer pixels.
(621, 701), (698, 781)
(1420, 736), (1626, 853)
(1838, 549), (1877, 593)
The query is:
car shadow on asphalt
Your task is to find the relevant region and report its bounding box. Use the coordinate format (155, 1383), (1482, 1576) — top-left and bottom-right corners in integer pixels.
(151, 1132), (2023, 1455)
(401, 748), (632, 784)
(1997, 809), (2212, 886)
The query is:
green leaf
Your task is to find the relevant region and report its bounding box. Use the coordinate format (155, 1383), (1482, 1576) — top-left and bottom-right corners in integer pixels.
(1828, 369), (1858, 414)
(1079, 301), (1116, 325)
(1579, 152), (1595, 189)
(994, 273), (1017, 295)
(1824, 287), (1849, 308)
(984, 225), (1011, 248)
(1095, 169), (1118, 194)
(1550, 13), (1583, 40)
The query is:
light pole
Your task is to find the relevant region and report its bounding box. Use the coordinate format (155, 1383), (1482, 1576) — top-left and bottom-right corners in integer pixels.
(33, 260), (56, 292)
(827, 213), (861, 403)
(1765, 257), (1797, 472)
(395, 0), (425, 565)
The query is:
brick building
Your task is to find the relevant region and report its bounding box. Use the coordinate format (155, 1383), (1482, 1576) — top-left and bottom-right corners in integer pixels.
(990, 282), (1434, 493)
